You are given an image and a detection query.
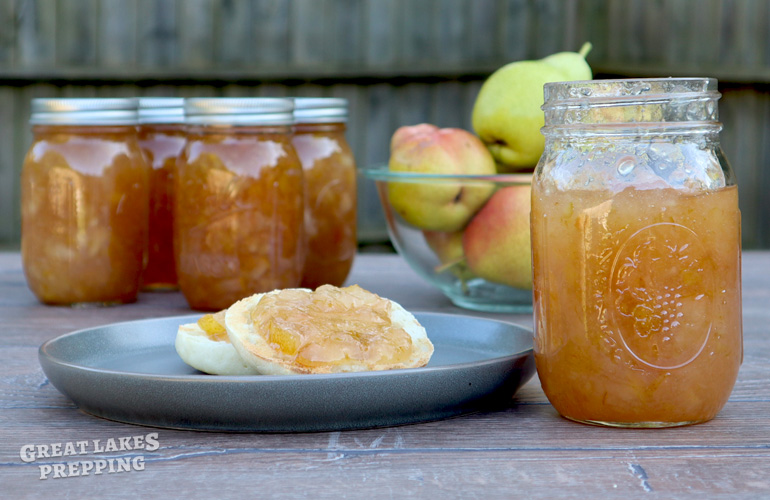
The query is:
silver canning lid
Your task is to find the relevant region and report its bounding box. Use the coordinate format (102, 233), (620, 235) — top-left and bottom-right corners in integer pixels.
(138, 97), (185, 124)
(293, 98), (348, 123)
(185, 98), (294, 126)
(30, 98), (138, 125)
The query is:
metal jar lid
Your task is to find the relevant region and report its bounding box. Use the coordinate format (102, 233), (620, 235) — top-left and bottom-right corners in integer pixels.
(30, 98), (138, 125)
(293, 98), (348, 123)
(185, 98), (294, 126)
(138, 97), (185, 124)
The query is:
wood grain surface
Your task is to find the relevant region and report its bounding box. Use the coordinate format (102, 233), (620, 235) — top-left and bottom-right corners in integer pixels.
(1, 251), (769, 498)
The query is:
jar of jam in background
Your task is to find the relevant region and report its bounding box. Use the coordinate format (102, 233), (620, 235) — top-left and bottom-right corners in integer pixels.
(531, 78), (742, 427)
(176, 98), (304, 311)
(292, 98), (357, 289)
(21, 98), (150, 306)
(137, 97), (185, 291)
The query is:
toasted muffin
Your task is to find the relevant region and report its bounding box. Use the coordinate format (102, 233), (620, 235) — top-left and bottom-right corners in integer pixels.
(225, 284), (434, 375)
(175, 311), (260, 375)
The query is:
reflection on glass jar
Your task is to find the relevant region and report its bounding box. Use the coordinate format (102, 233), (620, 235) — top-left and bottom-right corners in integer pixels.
(21, 98), (149, 306)
(292, 98), (357, 289)
(176, 98), (304, 311)
(137, 97), (186, 291)
(531, 79), (742, 427)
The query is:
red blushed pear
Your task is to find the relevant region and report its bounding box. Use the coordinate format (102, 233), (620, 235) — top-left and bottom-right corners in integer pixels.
(387, 124), (496, 232)
(462, 184), (533, 290)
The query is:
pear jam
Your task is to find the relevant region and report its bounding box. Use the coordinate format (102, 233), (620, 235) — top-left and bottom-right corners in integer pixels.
(197, 311), (228, 342)
(249, 285), (413, 368)
(532, 79), (742, 427)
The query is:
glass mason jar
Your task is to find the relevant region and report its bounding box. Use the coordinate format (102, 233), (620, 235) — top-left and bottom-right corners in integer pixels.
(531, 78), (742, 427)
(21, 98), (150, 306)
(176, 98), (304, 311)
(292, 98), (357, 289)
(137, 97), (186, 291)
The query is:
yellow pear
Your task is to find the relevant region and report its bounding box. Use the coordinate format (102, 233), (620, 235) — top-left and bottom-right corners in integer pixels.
(472, 43), (593, 172)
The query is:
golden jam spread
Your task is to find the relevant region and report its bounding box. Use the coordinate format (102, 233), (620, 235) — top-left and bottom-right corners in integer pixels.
(250, 285), (413, 368)
(292, 98), (357, 289)
(21, 98), (149, 306)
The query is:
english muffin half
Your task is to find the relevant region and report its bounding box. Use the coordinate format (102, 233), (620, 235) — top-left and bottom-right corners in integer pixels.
(225, 285), (434, 375)
(175, 310), (260, 375)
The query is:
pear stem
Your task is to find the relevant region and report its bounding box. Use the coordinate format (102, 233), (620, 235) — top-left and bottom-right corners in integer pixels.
(434, 258), (466, 274)
(578, 42), (593, 58)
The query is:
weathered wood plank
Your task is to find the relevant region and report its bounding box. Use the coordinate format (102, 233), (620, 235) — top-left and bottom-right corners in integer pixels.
(528, 0), (565, 58)
(468, 0), (499, 63)
(215, 0), (253, 66)
(136, 0), (178, 68)
(574, 0), (608, 62)
(3, 438), (769, 499)
(0, 87), (16, 243)
(722, 88), (761, 249)
(290, 0), (326, 66)
(435, 0), (467, 66)
(398, 0), (435, 65)
(326, 0), (364, 66)
(364, 0), (397, 67)
(430, 80), (464, 129)
(97, 0), (137, 67)
(16, 0), (56, 68)
(358, 83), (393, 242)
(251, 0), (290, 66)
(0, 0), (16, 65)
(178, 0), (214, 69)
(57, 0), (98, 66)
(499, 0), (531, 62)
(758, 92), (770, 249)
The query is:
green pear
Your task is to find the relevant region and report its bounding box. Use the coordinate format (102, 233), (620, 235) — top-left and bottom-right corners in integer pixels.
(387, 124), (496, 232)
(462, 184), (532, 290)
(472, 43), (593, 172)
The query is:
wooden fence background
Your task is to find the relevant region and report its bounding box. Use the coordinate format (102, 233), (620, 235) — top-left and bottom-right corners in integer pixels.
(0, 0), (768, 248)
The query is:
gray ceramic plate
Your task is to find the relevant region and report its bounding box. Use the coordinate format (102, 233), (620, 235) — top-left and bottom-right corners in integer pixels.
(39, 312), (535, 432)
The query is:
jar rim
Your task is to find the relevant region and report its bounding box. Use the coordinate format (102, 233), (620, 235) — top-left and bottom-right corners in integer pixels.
(293, 97), (348, 123)
(543, 78), (720, 107)
(542, 78), (722, 129)
(185, 98), (294, 126)
(138, 97), (185, 124)
(30, 98), (138, 125)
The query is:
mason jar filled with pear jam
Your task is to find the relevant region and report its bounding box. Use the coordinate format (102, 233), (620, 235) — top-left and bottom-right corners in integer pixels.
(21, 98), (150, 306)
(176, 98), (304, 311)
(292, 98), (357, 289)
(531, 78), (742, 427)
(137, 97), (186, 291)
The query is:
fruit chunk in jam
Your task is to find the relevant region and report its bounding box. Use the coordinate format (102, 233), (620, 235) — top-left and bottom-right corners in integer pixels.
(250, 285), (413, 368)
(197, 311), (228, 342)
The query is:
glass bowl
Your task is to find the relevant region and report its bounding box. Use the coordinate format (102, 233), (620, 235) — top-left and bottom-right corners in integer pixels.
(360, 165), (533, 313)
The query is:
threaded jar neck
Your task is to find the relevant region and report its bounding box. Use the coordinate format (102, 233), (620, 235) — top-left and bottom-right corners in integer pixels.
(542, 78), (722, 138)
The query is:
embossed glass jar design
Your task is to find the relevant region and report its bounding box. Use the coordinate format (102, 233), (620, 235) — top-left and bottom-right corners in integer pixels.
(531, 79), (742, 427)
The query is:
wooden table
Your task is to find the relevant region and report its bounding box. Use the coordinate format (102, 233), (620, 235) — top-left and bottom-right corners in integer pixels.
(2, 251), (769, 498)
